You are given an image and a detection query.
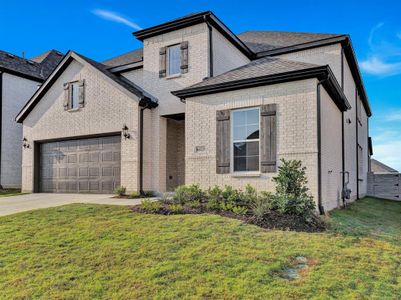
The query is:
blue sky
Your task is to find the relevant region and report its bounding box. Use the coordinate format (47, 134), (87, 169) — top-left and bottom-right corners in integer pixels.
(1, 0), (401, 170)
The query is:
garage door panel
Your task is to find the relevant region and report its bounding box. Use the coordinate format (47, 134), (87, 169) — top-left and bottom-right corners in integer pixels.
(39, 135), (121, 193)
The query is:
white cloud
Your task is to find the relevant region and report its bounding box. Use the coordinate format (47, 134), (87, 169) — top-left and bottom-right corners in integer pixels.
(372, 141), (401, 172)
(385, 110), (401, 122)
(360, 56), (401, 76)
(92, 9), (142, 30)
(368, 22), (384, 47)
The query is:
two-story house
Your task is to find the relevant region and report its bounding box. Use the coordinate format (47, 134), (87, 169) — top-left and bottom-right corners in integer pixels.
(15, 11), (371, 212)
(0, 49), (63, 188)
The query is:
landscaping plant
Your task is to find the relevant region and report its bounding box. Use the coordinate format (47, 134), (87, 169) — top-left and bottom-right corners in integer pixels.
(115, 186), (126, 197)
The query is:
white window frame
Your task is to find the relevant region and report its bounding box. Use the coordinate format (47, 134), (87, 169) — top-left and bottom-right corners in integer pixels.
(231, 107), (261, 174)
(69, 81), (80, 110)
(167, 44), (181, 76)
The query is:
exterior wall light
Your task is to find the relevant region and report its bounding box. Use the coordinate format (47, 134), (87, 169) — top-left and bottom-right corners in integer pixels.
(122, 124), (130, 140)
(22, 137), (30, 149)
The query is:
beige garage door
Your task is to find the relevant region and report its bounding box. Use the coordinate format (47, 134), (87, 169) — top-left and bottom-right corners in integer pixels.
(39, 136), (121, 193)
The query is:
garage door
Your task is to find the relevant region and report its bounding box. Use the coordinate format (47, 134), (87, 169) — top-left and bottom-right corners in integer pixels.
(39, 136), (121, 193)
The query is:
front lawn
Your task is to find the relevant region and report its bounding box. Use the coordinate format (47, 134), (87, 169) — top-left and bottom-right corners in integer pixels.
(0, 198), (400, 299)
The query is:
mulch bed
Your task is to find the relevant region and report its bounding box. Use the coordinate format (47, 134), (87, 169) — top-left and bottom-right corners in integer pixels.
(130, 203), (326, 233)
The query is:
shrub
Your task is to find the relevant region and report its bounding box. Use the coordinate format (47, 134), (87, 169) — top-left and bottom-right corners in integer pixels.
(206, 197), (221, 211)
(173, 184), (204, 204)
(231, 206), (248, 215)
(169, 204), (184, 214)
(242, 184), (258, 207)
(222, 185), (242, 206)
(115, 186), (126, 196)
(187, 200), (201, 209)
(252, 192), (273, 221)
(143, 191), (154, 197)
(140, 199), (161, 213)
(160, 193), (173, 204)
(272, 159), (316, 220)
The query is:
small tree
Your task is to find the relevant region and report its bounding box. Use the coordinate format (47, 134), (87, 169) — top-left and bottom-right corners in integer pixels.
(272, 159), (316, 220)
(273, 159), (309, 198)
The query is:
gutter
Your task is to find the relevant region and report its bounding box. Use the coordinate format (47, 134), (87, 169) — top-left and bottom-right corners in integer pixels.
(317, 75), (329, 215)
(0, 72), (2, 188)
(139, 102), (151, 195)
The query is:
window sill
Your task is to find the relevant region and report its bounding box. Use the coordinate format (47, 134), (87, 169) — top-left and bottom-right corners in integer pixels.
(166, 73), (182, 80)
(231, 172), (261, 178)
(67, 108), (81, 112)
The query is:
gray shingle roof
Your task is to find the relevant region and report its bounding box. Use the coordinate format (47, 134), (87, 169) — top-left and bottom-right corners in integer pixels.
(102, 49), (143, 67)
(0, 49), (63, 81)
(185, 56), (320, 89)
(238, 31), (343, 53)
(74, 52), (156, 105)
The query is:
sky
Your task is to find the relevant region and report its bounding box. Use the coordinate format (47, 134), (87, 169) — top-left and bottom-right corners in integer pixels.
(1, 0), (401, 170)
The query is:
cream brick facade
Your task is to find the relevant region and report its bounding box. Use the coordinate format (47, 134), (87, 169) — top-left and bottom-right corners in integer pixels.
(21, 59), (140, 192)
(1, 73), (39, 188)
(185, 79), (320, 203)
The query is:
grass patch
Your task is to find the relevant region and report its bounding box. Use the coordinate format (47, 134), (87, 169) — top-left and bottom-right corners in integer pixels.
(0, 189), (22, 197)
(0, 198), (399, 298)
(330, 197), (401, 245)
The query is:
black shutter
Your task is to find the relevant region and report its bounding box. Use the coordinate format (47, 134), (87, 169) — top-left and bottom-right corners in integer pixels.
(260, 104), (277, 172)
(159, 47), (166, 78)
(216, 110), (230, 174)
(180, 41), (189, 74)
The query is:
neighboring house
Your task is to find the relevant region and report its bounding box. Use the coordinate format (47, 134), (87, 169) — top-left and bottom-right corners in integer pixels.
(16, 11), (372, 212)
(370, 159), (398, 174)
(0, 50), (63, 188)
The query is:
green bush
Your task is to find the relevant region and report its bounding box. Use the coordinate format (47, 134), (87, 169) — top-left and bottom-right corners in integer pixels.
(169, 204), (184, 214)
(173, 184), (204, 204)
(187, 200), (201, 209)
(143, 191), (154, 197)
(272, 159), (316, 220)
(140, 199), (161, 213)
(252, 192), (273, 221)
(231, 206), (248, 215)
(115, 186), (126, 196)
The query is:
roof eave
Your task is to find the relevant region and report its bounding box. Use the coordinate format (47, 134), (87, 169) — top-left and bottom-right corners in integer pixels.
(133, 11), (254, 59)
(0, 66), (44, 82)
(172, 66), (349, 112)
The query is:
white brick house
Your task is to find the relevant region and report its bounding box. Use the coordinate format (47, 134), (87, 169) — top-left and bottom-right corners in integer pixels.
(15, 11), (372, 212)
(0, 50), (63, 188)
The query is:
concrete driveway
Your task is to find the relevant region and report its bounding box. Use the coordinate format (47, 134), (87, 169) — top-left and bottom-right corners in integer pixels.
(0, 193), (145, 217)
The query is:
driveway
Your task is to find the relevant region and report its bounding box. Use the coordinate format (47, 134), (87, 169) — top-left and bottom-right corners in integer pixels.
(0, 193), (146, 216)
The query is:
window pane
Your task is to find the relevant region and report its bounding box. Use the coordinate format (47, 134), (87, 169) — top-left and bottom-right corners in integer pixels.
(233, 126), (247, 141)
(233, 111), (246, 126)
(168, 45), (180, 75)
(234, 157), (246, 172)
(246, 109), (259, 125)
(247, 125), (259, 140)
(71, 83), (79, 109)
(246, 156), (259, 171)
(247, 141), (259, 156)
(233, 142), (246, 156)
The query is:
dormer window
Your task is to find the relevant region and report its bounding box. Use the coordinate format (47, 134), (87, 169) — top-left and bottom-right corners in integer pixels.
(159, 42), (189, 78)
(167, 44), (181, 76)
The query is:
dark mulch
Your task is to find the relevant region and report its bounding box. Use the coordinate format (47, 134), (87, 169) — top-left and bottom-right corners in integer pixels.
(130, 203), (326, 233)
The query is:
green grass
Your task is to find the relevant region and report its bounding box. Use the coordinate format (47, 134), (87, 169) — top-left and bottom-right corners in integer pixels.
(0, 198), (400, 299)
(0, 189), (23, 197)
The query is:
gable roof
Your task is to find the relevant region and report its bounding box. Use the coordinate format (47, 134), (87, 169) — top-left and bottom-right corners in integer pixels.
(371, 159), (398, 173)
(103, 48), (143, 68)
(238, 31), (344, 53)
(0, 49), (63, 81)
(172, 56), (349, 112)
(16, 51), (157, 123)
(133, 11), (254, 59)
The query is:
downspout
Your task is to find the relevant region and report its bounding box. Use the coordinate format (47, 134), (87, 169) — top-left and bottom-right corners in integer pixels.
(317, 76), (329, 215)
(204, 16), (213, 77)
(355, 88), (359, 199)
(0, 72), (2, 189)
(341, 47), (346, 206)
(139, 103), (150, 195)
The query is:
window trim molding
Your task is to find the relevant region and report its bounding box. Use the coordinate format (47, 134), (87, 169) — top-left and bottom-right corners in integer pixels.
(230, 106), (261, 174)
(167, 44), (181, 76)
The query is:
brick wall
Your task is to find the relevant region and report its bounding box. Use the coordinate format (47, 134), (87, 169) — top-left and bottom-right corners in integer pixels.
(22, 59), (140, 192)
(185, 79), (320, 204)
(1, 73), (39, 188)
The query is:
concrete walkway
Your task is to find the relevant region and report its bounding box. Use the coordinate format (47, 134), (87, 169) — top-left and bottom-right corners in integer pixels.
(0, 193), (146, 217)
